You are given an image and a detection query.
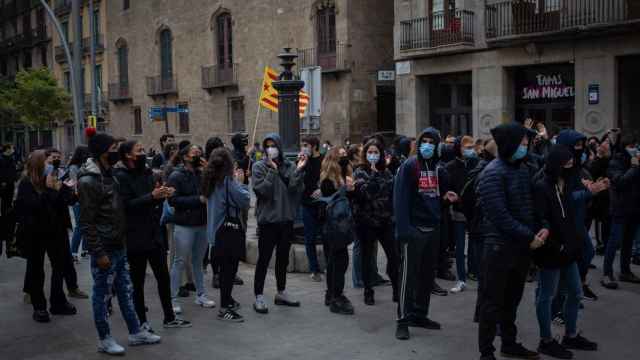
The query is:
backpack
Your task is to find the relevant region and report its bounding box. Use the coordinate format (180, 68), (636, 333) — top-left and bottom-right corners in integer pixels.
(314, 186), (355, 250)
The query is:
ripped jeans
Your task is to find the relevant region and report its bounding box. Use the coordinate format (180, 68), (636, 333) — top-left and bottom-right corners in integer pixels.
(91, 249), (141, 340)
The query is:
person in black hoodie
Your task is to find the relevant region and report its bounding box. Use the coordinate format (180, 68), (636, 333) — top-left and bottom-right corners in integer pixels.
(0, 144), (17, 254)
(394, 127), (458, 340)
(353, 139), (398, 306)
(15, 150), (77, 322)
(602, 134), (640, 289)
(114, 141), (191, 331)
(477, 122), (547, 360)
(300, 136), (324, 281)
(533, 145), (598, 359)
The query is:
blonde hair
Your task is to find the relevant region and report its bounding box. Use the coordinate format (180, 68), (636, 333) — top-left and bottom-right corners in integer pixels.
(320, 147), (345, 188)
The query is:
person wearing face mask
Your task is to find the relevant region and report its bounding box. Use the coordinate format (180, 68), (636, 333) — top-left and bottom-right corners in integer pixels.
(0, 144), (17, 256)
(113, 141), (191, 332)
(533, 145), (598, 359)
(476, 123), (547, 360)
(251, 133), (306, 314)
(167, 144), (216, 314)
(394, 127), (458, 340)
(300, 136), (324, 282)
(352, 140), (398, 306)
(78, 132), (161, 355)
(445, 136), (479, 293)
(603, 134), (640, 289)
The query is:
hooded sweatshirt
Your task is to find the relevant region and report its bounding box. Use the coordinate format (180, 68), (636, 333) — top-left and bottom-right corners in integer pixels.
(231, 133), (250, 185)
(394, 127), (451, 242)
(477, 123), (537, 254)
(251, 133), (304, 225)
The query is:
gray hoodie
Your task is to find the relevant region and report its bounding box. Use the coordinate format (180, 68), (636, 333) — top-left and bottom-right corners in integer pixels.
(251, 133), (304, 225)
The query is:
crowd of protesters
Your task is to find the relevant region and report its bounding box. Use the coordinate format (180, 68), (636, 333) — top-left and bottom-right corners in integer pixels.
(0, 118), (639, 359)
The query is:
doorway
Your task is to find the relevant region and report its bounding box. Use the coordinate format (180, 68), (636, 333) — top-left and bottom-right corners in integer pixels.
(618, 55), (640, 136)
(376, 85), (396, 132)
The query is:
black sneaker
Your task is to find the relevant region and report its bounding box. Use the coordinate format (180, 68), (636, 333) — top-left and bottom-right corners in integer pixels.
(50, 302), (77, 316)
(588, 263), (597, 269)
(619, 272), (640, 284)
(175, 285), (187, 297)
(437, 270), (456, 281)
(538, 339), (573, 359)
(184, 282), (197, 292)
(600, 275), (618, 290)
(364, 289), (375, 306)
(329, 295), (354, 315)
(468, 273), (478, 281)
(409, 317), (441, 330)
(395, 324), (410, 340)
(324, 291), (332, 306)
(163, 318), (192, 328)
(229, 298), (241, 311)
(595, 245), (605, 255)
(211, 274), (220, 289)
(501, 343), (540, 359)
(233, 276), (244, 285)
(632, 256), (640, 266)
(432, 282), (448, 296)
(33, 310), (50, 323)
(582, 284), (598, 301)
(562, 334), (597, 351)
(217, 308), (244, 323)
(373, 277), (391, 287)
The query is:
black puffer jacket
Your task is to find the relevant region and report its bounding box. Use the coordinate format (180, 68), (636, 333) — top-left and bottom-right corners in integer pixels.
(477, 123), (537, 255)
(167, 165), (206, 227)
(533, 145), (583, 268)
(114, 164), (164, 254)
(607, 150), (640, 221)
(353, 165), (394, 227)
(78, 158), (126, 258)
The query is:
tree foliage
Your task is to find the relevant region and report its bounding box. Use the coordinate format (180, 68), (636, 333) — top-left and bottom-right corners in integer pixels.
(6, 68), (71, 128)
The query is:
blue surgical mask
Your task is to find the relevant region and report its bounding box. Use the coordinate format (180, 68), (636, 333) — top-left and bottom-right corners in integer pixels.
(44, 164), (54, 177)
(366, 153), (380, 165)
(420, 143), (435, 159)
(511, 145), (528, 161)
(627, 147), (639, 158)
(551, 138), (557, 145)
(581, 152), (587, 164)
(463, 149), (477, 159)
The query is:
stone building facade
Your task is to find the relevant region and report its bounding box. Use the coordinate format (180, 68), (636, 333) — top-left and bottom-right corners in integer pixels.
(105, 0), (394, 152)
(394, 0), (640, 140)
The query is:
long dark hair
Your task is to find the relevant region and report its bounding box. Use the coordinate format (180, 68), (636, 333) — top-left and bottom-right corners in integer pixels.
(360, 139), (386, 172)
(68, 145), (90, 167)
(24, 150), (47, 192)
(202, 147), (234, 197)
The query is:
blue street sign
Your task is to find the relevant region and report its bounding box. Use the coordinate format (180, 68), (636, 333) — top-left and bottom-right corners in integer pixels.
(164, 107), (178, 113)
(177, 107), (189, 113)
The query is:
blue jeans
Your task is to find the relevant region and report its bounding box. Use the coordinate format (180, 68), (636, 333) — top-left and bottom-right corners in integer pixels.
(633, 226), (640, 257)
(91, 249), (140, 340)
(170, 225), (208, 298)
(352, 235), (363, 288)
(535, 262), (582, 339)
(604, 220), (637, 276)
(70, 204), (86, 254)
(302, 205), (321, 273)
(453, 221), (467, 282)
(578, 233), (595, 281)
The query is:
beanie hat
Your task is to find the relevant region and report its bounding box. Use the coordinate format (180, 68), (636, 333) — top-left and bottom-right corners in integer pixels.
(88, 132), (115, 158)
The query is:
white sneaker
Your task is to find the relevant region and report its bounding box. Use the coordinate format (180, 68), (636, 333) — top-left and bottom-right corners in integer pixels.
(310, 272), (323, 282)
(98, 336), (125, 355)
(195, 294), (216, 308)
(172, 300), (182, 315)
(128, 330), (161, 346)
(140, 322), (154, 333)
(450, 281), (466, 293)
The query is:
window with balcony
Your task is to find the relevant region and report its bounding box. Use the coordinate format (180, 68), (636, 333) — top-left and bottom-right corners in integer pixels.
(40, 46), (47, 67)
(117, 42), (129, 86)
(216, 13), (233, 69)
(61, 20), (68, 41)
(92, 9), (100, 42)
(23, 50), (32, 69)
(316, 3), (336, 69)
(229, 97), (245, 132)
(95, 64), (102, 92)
(133, 106), (142, 134)
(22, 12), (30, 37)
(178, 102), (189, 134)
(64, 71), (70, 91)
(160, 29), (172, 81)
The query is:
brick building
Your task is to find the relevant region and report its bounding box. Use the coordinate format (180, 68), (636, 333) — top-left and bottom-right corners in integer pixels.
(105, 0), (394, 152)
(395, 0), (640, 139)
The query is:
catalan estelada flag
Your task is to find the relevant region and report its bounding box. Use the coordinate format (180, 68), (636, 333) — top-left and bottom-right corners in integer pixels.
(259, 66), (309, 117)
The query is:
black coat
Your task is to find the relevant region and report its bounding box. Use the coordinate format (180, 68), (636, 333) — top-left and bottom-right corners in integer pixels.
(114, 165), (164, 254)
(352, 165), (394, 227)
(167, 165), (206, 227)
(14, 179), (73, 255)
(607, 151), (640, 221)
(445, 157), (478, 214)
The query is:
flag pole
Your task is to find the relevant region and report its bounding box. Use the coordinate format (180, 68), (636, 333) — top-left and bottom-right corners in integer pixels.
(251, 102), (262, 146)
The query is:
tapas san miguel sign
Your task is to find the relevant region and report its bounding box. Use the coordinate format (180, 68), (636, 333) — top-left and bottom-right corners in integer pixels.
(516, 65), (575, 104)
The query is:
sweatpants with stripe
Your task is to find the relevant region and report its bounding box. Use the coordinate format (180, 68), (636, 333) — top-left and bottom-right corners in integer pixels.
(397, 228), (440, 324)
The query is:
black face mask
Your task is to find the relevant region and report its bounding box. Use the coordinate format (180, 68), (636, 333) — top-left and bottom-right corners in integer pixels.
(339, 157), (349, 168)
(107, 152), (120, 166)
(191, 155), (201, 167)
(573, 148), (584, 166)
(134, 155), (146, 171)
(561, 167), (574, 179)
(52, 159), (61, 169)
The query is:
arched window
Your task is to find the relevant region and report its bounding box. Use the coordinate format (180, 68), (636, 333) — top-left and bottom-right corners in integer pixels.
(160, 29), (173, 80)
(117, 41), (128, 86)
(216, 13), (233, 69)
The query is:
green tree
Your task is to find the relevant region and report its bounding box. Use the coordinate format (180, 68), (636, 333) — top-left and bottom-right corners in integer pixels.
(9, 68), (71, 128)
(0, 78), (16, 128)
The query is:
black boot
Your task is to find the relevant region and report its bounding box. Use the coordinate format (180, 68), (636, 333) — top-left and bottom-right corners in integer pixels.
(33, 310), (50, 323)
(364, 289), (375, 306)
(50, 302), (77, 316)
(395, 324), (410, 340)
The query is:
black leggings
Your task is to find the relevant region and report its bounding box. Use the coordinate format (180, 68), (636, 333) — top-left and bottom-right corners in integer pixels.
(128, 248), (175, 323)
(356, 224), (399, 296)
(253, 222), (293, 296)
(25, 237), (68, 311)
(218, 256), (239, 308)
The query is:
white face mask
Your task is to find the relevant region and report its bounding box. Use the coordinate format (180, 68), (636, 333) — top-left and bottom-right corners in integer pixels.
(266, 146), (279, 160)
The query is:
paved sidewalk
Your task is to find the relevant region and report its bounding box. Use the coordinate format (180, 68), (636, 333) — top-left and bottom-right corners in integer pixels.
(1, 249), (639, 359)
